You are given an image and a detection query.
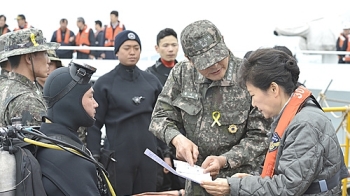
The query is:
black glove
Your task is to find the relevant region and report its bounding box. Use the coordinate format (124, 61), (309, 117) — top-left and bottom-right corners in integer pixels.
(273, 30), (278, 36)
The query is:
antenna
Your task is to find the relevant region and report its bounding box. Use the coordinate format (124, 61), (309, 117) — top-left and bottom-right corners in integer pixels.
(316, 79), (333, 103)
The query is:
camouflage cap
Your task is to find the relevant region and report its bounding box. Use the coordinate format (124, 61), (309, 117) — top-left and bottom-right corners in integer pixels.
(0, 28), (60, 59)
(181, 20), (229, 70)
(47, 49), (63, 67)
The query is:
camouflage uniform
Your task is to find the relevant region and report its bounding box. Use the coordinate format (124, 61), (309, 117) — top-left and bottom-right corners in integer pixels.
(0, 72), (47, 126)
(149, 20), (272, 195)
(47, 49), (63, 68)
(0, 57), (9, 82)
(77, 126), (87, 144)
(0, 68), (9, 81)
(0, 28), (59, 126)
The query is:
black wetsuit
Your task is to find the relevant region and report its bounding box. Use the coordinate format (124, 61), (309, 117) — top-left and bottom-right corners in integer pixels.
(87, 63), (162, 195)
(36, 123), (101, 196)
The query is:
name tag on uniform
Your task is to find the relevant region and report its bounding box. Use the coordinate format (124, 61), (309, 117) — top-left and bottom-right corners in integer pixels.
(181, 92), (200, 100)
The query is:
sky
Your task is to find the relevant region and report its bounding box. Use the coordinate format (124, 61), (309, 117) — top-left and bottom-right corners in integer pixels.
(2, 0), (350, 91)
(3, 0), (350, 56)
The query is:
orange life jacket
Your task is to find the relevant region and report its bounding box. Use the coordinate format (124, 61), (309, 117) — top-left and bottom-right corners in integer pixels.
(104, 22), (124, 47)
(337, 34), (350, 62)
(56, 28), (71, 44)
(1, 27), (8, 35)
(75, 26), (91, 54)
(13, 22), (31, 31)
(261, 86), (312, 178)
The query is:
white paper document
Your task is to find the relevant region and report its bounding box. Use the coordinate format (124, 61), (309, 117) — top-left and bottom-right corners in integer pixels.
(144, 148), (212, 184)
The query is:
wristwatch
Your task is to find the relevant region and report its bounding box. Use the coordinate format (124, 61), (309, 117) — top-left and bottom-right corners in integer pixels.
(223, 157), (229, 169)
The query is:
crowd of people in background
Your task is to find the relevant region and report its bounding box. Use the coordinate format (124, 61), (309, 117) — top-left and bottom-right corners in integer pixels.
(0, 11), (125, 60)
(1, 12), (350, 63)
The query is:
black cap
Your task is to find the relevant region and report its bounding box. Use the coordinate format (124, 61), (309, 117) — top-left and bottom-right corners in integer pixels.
(16, 14), (25, 20)
(114, 30), (141, 54)
(110, 10), (119, 17)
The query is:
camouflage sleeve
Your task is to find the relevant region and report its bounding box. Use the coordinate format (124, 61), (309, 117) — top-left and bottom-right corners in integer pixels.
(7, 94), (46, 126)
(149, 64), (184, 146)
(221, 107), (272, 170)
(77, 127), (87, 145)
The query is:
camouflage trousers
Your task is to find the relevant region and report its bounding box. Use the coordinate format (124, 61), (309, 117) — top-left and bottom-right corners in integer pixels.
(185, 180), (210, 196)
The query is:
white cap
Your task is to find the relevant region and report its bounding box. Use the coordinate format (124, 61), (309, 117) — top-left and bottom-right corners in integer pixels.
(343, 21), (350, 29)
(0, 57), (8, 63)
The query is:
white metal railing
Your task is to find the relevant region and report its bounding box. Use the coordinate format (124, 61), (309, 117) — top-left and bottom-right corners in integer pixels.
(58, 46), (114, 51)
(56, 46), (166, 62)
(56, 46), (350, 65)
(297, 50), (350, 55)
(57, 46), (350, 55)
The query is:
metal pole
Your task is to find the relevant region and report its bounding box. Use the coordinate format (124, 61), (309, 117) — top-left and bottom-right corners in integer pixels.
(316, 79), (333, 103)
(323, 107), (348, 112)
(324, 98), (350, 104)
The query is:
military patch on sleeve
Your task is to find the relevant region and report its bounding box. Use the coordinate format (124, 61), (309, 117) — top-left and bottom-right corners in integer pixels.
(269, 132), (280, 152)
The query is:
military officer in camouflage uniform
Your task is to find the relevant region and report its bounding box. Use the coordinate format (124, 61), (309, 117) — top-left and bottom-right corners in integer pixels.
(0, 57), (10, 82)
(149, 20), (272, 195)
(0, 28), (59, 126)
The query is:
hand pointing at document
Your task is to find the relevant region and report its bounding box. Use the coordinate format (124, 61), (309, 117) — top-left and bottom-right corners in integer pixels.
(171, 134), (199, 166)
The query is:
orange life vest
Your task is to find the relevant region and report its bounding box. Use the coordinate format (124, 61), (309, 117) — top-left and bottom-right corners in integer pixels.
(261, 86), (312, 178)
(56, 28), (71, 44)
(104, 22), (124, 47)
(13, 22), (31, 31)
(75, 26), (91, 54)
(1, 27), (8, 35)
(337, 34), (350, 62)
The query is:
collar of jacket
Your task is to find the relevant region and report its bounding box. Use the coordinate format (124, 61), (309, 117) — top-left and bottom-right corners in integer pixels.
(116, 63), (140, 81)
(155, 58), (178, 69)
(1, 69), (9, 77)
(39, 121), (82, 144)
(154, 58), (178, 70)
(8, 71), (37, 90)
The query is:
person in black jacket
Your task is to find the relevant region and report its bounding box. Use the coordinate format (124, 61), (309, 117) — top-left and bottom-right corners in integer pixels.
(145, 28), (185, 191)
(94, 20), (105, 59)
(86, 30), (162, 195)
(36, 62), (101, 196)
(145, 28), (179, 85)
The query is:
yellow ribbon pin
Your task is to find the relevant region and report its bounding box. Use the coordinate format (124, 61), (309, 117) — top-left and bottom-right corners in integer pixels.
(211, 111), (221, 127)
(30, 33), (39, 46)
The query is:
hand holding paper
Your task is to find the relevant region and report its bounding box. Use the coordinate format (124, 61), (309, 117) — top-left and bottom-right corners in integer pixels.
(201, 155), (227, 178)
(144, 149), (211, 184)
